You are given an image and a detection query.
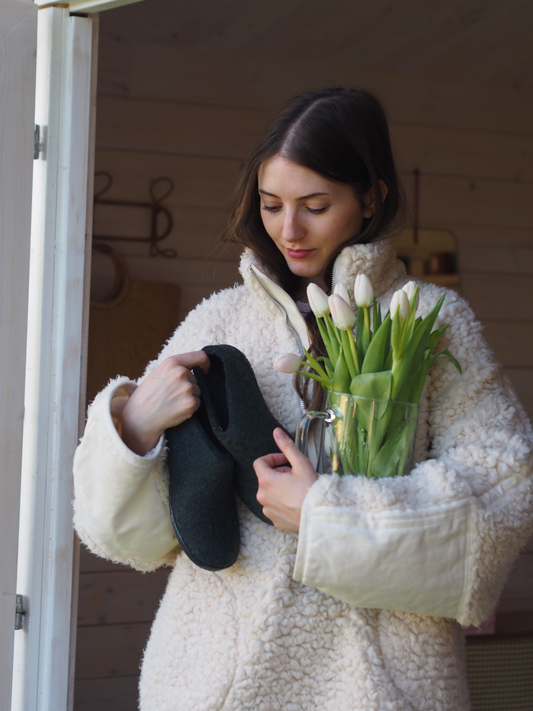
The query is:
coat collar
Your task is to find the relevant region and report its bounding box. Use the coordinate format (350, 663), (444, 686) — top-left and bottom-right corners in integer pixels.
(239, 240), (405, 352)
(240, 239), (405, 299)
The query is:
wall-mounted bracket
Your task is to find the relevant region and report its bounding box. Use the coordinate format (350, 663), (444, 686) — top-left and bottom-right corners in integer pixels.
(15, 595), (26, 631)
(34, 125), (46, 160)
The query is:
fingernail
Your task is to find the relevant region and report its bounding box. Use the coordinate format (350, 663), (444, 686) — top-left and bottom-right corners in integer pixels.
(274, 428), (288, 440)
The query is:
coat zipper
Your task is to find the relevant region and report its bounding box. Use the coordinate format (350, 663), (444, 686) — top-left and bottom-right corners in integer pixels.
(249, 266), (306, 413)
(331, 253), (341, 293)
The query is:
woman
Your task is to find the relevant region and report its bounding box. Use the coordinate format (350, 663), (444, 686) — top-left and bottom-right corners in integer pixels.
(73, 88), (533, 711)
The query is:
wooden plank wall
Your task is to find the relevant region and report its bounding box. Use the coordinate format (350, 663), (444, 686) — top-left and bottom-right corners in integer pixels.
(75, 37), (533, 710)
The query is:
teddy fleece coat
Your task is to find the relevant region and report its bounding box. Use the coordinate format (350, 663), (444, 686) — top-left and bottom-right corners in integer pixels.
(73, 241), (533, 711)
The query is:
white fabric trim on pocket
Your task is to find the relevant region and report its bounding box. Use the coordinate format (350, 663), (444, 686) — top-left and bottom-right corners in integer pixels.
(294, 498), (477, 619)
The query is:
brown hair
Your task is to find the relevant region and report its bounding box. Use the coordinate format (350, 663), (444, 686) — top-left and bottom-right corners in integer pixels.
(222, 87), (405, 409)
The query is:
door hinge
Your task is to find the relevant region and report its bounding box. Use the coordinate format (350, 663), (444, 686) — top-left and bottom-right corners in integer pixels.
(15, 594), (26, 631)
(34, 124), (46, 160)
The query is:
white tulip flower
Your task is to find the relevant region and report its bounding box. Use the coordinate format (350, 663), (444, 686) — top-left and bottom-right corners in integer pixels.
(334, 282), (352, 307)
(329, 294), (356, 330)
(354, 273), (374, 308)
(273, 354), (302, 374)
(390, 289), (410, 320)
(402, 281), (419, 310)
(307, 283), (330, 317)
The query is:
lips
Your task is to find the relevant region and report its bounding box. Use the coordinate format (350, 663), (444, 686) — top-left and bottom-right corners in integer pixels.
(286, 248), (315, 259)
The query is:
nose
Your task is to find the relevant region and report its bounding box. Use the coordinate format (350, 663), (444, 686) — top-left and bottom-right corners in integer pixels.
(281, 209), (306, 243)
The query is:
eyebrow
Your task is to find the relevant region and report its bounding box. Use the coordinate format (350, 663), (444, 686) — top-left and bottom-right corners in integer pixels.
(258, 189), (329, 200)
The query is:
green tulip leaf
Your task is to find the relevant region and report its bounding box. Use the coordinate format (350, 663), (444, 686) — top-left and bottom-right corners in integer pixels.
(332, 350), (351, 394)
(350, 370), (392, 429)
(362, 313), (391, 374)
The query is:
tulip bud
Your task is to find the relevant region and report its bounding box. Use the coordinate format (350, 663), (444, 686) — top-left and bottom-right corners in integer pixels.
(329, 294), (356, 330)
(390, 289), (409, 321)
(354, 274), (374, 308)
(402, 280), (419, 310)
(334, 283), (351, 307)
(273, 353), (302, 374)
(307, 283), (330, 317)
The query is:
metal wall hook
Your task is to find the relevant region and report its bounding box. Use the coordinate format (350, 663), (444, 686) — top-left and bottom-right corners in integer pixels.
(93, 171), (177, 258)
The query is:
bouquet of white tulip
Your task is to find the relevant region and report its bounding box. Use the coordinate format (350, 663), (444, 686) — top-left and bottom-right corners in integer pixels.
(274, 277), (461, 478)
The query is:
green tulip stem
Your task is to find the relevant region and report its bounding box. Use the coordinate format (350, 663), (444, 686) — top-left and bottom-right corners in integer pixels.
(324, 313), (340, 362)
(316, 317), (332, 354)
(296, 370), (332, 388)
(348, 329), (360, 375)
(340, 329), (358, 380)
(362, 306), (371, 352)
(301, 350), (331, 383)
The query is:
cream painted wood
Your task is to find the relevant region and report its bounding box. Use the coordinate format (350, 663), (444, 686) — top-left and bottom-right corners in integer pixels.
(79, 545), (127, 573)
(461, 274), (533, 320)
(453, 225), (533, 249)
(482, 323), (533, 368)
(95, 94), (270, 160)
(498, 554), (533, 613)
(95, 149), (241, 208)
(95, 95), (533, 182)
(121, 256), (241, 317)
(74, 677), (139, 711)
(75, 623), (151, 679)
(94, 149), (533, 229)
(96, 39), (533, 134)
(12, 9), (93, 711)
(419, 175), (533, 230)
(92, 203), (239, 260)
(96, 0), (533, 88)
(0, 1), (37, 708)
(459, 246), (533, 274)
(78, 570), (169, 626)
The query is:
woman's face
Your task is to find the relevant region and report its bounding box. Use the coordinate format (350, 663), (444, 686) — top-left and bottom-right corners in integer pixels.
(258, 155), (374, 290)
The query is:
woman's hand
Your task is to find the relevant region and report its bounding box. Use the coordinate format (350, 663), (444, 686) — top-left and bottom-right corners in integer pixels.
(120, 351), (210, 456)
(254, 428), (318, 532)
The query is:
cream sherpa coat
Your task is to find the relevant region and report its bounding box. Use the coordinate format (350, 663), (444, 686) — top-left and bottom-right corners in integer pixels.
(73, 241), (533, 711)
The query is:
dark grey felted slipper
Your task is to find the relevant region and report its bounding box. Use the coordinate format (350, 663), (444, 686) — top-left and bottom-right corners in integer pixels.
(196, 345), (292, 525)
(166, 401), (240, 571)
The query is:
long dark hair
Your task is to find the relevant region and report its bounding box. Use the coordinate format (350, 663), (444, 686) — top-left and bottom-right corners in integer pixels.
(222, 87), (406, 408)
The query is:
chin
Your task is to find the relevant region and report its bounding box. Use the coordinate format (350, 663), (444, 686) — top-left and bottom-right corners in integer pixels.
(286, 260), (324, 281)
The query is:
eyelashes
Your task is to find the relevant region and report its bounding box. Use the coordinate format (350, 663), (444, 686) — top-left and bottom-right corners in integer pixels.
(261, 205), (328, 214)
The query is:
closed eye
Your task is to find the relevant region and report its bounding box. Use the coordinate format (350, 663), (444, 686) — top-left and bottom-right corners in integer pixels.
(306, 206), (327, 214)
(262, 205), (282, 213)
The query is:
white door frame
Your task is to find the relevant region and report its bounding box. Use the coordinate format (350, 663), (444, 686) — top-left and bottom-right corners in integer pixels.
(12, 9), (94, 711)
(10, 2), (145, 710)
(0, 2), (38, 709)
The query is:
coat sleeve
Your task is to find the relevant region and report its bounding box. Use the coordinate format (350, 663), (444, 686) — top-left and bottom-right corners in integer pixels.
(73, 292), (233, 571)
(73, 377), (178, 571)
(293, 290), (533, 626)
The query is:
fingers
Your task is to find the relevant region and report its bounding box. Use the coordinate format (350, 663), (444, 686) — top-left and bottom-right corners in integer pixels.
(272, 428), (309, 468)
(254, 451), (288, 472)
(171, 350), (210, 374)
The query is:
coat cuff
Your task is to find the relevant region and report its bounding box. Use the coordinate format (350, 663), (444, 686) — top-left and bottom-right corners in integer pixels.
(294, 473), (474, 620)
(103, 379), (164, 464)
